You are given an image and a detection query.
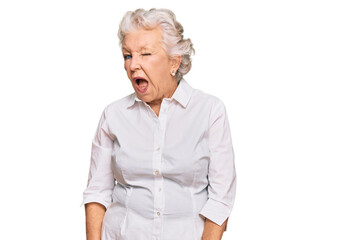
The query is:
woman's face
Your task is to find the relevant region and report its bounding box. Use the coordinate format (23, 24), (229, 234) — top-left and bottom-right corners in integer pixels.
(122, 27), (179, 104)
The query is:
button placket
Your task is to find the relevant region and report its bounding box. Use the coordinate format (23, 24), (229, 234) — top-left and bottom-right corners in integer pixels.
(152, 102), (169, 239)
(153, 121), (164, 211)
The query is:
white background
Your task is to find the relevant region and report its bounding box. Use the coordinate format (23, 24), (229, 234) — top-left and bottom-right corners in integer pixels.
(0, 0), (360, 239)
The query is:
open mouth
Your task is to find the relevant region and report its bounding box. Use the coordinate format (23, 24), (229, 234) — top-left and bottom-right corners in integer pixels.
(133, 77), (149, 93)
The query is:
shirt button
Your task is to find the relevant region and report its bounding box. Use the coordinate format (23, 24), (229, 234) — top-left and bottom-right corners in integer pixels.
(157, 211), (161, 216)
(156, 147), (160, 151)
(154, 170), (160, 175)
(158, 187), (162, 192)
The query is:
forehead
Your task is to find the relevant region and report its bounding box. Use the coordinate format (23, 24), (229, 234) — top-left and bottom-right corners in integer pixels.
(122, 27), (163, 52)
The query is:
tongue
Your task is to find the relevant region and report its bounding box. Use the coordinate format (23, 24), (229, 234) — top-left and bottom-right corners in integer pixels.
(138, 79), (148, 90)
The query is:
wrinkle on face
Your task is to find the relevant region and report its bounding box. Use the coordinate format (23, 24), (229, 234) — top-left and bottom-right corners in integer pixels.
(122, 27), (179, 112)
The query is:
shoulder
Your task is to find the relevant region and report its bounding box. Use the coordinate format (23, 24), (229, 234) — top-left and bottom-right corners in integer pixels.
(188, 83), (230, 126)
(102, 92), (134, 116)
(187, 86), (228, 129)
(191, 86), (226, 111)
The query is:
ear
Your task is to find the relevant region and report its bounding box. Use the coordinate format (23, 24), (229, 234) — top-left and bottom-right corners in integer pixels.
(170, 55), (182, 71)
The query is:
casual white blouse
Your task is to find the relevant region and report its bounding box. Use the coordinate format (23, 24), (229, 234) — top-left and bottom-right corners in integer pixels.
(81, 78), (237, 240)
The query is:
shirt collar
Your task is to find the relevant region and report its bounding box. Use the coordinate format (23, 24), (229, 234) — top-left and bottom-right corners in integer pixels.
(127, 78), (193, 108)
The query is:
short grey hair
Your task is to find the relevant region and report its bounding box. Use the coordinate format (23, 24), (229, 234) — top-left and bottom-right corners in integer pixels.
(118, 8), (195, 81)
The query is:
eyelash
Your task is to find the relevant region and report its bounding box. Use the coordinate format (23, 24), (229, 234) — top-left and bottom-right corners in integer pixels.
(123, 53), (151, 60)
(124, 54), (132, 60)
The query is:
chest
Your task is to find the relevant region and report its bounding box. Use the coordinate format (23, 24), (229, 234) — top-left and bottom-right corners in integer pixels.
(109, 104), (211, 186)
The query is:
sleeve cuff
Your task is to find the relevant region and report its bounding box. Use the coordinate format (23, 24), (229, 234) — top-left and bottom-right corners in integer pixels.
(198, 198), (231, 228)
(80, 197), (111, 209)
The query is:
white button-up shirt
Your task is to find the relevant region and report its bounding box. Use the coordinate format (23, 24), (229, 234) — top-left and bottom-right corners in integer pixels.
(81, 78), (236, 240)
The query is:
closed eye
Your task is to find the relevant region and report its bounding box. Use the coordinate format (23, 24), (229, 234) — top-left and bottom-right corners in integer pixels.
(142, 53), (151, 56)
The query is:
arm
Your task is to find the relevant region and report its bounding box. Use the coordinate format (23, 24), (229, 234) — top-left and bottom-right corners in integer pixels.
(202, 218), (228, 240)
(81, 108), (115, 239)
(199, 98), (237, 237)
(85, 202), (106, 240)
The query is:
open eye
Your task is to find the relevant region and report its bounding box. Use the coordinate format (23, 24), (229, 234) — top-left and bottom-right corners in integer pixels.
(124, 54), (132, 60)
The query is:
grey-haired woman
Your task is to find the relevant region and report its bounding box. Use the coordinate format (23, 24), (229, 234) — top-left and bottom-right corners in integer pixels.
(82, 8), (236, 240)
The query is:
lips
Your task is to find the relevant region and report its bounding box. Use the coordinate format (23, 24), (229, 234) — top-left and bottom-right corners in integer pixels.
(133, 77), (149, 93)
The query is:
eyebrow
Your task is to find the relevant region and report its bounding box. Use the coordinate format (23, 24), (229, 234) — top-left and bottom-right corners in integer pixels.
(122, 46), (153, 53)
(139, 47), (151, 51)
(122, 46), (130, 52)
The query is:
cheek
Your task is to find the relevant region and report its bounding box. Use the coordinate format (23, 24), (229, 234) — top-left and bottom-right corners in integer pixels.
(148, 58), (171, 76)
(124, 63), (131, 76)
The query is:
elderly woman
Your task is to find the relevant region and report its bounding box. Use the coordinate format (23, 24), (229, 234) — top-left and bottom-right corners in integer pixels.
(82, 8), (236, 240)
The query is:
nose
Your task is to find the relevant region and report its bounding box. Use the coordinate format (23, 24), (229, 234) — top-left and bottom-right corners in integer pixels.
(129, 54), (140, 71)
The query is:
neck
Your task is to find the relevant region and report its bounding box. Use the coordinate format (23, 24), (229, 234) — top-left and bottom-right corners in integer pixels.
(147, 78), (179, 116)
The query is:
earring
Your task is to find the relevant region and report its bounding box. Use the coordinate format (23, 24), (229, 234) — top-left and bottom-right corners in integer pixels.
(171, 70), (176, 76)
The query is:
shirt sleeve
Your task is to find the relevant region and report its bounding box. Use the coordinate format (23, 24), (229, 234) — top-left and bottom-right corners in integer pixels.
(81, 107), (115, 209)
(199, 98), (237, 231)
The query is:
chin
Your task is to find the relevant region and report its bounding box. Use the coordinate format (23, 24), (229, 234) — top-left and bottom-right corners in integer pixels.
(137, 94), (152, 103)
